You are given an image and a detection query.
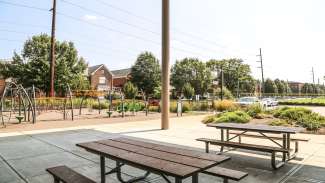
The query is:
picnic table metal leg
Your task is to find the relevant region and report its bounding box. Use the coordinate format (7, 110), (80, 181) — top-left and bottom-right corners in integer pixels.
(220, 129), (224, 152)
(115, 161), (151, 183)
(192, 174), (198, 183)
(282, 134), (287, 162)
(287, 133), (291, 160)
(175, 178), (182, 183)
(100, 156), (106, 183)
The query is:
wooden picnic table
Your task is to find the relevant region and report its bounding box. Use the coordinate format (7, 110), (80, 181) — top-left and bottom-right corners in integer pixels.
(206, 123), (304, 169)
(77, 137), (230, 183)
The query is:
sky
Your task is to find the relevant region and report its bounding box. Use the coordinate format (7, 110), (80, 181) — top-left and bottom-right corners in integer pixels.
(1, 0), (325, 83)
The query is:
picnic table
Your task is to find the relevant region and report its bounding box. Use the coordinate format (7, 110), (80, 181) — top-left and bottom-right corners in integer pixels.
(77, 137), (230, 183)
(201, 123), (304, 169)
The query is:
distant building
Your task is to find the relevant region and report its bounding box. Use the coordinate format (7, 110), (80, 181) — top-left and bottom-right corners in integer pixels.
(111, 68), (131, 88)
(87, 64), (131, 91)
(288, 81), (304, 94)
(0, 59), (12, 95)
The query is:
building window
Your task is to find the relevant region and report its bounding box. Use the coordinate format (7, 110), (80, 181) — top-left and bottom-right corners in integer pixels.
(101, 70), (105, 74)
(99, 77), (106, 84)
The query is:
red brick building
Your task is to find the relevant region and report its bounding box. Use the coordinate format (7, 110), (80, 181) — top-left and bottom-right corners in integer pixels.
(111, 68), (131, 88)
(87, 65), (131, 91)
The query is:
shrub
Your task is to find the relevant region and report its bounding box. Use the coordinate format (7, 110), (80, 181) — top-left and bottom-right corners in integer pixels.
(272, 107), (325, 130)
(182, 102), (192, 112)
(203, 111), (251, 124)
(123, 82), (138, 99)
(183, 83), (195, 99)
(269, 119), (292, 127)
(213, 100), (238, 112)
(275, 107), (312, 120)
(92, 102), (109, 109)
(215, 87), (234, 100)
(215, 111), (251, 123)
(202, 115), (218, 124)
(246, 104), (264, 118)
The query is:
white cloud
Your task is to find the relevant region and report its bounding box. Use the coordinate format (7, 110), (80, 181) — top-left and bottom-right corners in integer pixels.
(82, 14), (98, 21)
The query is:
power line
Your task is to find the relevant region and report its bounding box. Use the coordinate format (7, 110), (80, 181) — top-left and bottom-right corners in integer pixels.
(0, 0), (49, 12)
(0, 0), (254, 59)
(61, 0), (159, 36)
(93, 0), (257, 57)
(60, 0), (230, 57)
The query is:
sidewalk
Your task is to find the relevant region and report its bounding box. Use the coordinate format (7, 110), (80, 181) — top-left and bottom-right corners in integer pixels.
(0, 115), (324, 183)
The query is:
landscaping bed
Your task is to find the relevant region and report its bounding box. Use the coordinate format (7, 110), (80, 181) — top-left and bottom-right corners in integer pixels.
(279, 97), (325, 106)
(202, 100), (325, 134)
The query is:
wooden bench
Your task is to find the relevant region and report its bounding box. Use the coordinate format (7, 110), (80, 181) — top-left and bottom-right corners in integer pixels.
(46, 166), (96, 183)
(197, 138), (289, 169)
(229, 131), (309, 153)
(202, 167), (248, 183)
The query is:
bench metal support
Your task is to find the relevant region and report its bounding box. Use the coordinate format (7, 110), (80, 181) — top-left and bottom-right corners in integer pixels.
(271, 152), (285, 169)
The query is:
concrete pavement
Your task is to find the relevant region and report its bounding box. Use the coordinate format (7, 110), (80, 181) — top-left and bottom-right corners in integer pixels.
(0, 115), (325, 183)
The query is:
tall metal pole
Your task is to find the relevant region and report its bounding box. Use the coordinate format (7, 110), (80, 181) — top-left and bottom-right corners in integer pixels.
(49, 0), (57, 97)
(257, 48), (264, 97)
(161, 0), (170, 130)
(220, 67), (224, 100)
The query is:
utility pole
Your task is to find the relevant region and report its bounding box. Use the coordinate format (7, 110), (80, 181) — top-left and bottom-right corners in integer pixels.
(312, 67), (315, 94)
(257, 48), (265, 97)
(161, 0), (170, 130)
(220, 66), (224, 100)
(49, 0), (57, 97)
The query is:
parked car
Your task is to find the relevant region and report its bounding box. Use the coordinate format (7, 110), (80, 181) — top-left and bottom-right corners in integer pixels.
(236, 97), (268, 107)
(261, 98), (279, 107)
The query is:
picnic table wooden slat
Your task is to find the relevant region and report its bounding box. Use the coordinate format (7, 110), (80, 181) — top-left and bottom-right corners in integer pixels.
(207, 123), (303, 134)
(77, 142), (201, 178)
(112, 137), (229, 162)
(97, 139), (217, 169)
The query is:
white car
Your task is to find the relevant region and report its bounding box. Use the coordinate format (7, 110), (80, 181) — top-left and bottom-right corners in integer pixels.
(261, 98), (279, 107)
(237, 97), (266, 107)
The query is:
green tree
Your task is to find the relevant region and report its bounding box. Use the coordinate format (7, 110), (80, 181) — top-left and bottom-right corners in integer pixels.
(130, 52), (161, 97)
(274, 79), (285, 94)
(264, 78), (278, 94)
(171, 58), (212, 95)
(123, 82), (138, 99)
(302, 83), (314, 94)
(207, 59), (253, 94)
(0, 34), (88, 95)
(215, 87), (234, 99)
(182, 83), (195, 99)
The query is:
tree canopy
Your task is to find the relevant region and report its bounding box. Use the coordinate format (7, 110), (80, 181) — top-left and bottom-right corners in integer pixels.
(0, 34), (89, 95)
(130, 52), (161, 97)
(264, 78), (278, 93)
(123, 81), (138, 99)
(207, 59), (254, 94)
(171, 58), (212, 95)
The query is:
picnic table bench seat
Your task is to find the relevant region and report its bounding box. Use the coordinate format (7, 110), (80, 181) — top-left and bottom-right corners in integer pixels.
(228, 131), (309, 153)
(46, 166), (96, 183)
(228, 131), (310, 142)
(197, 138), (289, 169)
(202, 167), (248, 183)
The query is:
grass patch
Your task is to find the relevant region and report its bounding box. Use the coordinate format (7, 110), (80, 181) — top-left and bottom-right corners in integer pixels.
(202, 111), (251, 124)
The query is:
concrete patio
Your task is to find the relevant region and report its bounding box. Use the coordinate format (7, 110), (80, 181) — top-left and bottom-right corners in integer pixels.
(0, 115), (325, 183)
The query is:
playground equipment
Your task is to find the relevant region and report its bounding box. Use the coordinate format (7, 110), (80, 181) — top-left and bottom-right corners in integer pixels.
(0, 82), (36, 127)
(32, 85), (74, 121)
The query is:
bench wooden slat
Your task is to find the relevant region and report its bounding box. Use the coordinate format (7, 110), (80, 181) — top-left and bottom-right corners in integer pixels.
(203, 167), (248, 181)
(197, 138), (289, 153)
(97, 139), (217, 169)
(77, 142), (200, 178)
(229, 132), (310, 142)
(113, 137), (229, 162)
(46, 166), (96, 183)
